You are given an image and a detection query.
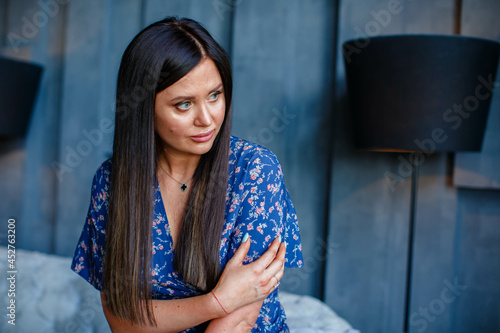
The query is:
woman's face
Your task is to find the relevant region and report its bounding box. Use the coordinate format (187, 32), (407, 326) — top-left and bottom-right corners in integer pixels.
(154, 57), (226, 158)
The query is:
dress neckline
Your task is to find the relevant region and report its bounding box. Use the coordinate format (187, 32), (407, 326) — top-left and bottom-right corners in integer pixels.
(155, 178), (176, 253)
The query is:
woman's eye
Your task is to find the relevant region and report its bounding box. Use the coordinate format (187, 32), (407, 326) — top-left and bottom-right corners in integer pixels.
(208, 91), (221, 101)
(176, 101), (191, 110)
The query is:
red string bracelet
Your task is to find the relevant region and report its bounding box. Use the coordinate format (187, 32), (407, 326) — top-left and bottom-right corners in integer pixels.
(211, 290), (229, 315)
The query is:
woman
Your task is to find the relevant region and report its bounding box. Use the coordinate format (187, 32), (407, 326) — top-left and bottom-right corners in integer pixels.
(71, 17), (303, 332)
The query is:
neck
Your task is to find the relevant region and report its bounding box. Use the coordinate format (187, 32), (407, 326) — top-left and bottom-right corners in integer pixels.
(158, 149), (200, 181)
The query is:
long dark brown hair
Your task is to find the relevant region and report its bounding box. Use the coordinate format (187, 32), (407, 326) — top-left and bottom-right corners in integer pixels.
(103, 17), (232, 326)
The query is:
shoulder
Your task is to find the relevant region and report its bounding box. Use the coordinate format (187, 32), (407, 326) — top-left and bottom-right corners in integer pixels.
(88, 158), (112, 219)
(95, 158), (112, 177)
(92, 158), (112, 187)
(229, 136), (282, 174)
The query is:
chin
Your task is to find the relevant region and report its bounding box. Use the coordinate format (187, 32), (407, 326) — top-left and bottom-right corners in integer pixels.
(187, 141), (216, 156)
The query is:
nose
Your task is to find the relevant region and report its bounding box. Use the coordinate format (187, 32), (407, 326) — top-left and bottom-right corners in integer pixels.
(194, 103), (212, 127)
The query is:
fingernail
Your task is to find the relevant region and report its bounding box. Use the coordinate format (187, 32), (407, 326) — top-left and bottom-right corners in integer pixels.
(242, 233), (249, 243)
(278, 234), (282, 243)
(284, 241), (287, 248)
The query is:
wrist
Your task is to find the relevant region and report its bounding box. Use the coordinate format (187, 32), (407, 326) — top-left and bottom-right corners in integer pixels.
(210, 289), (231, 317)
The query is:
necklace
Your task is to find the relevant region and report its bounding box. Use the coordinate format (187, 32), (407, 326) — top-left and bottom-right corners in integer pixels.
(158, 162), (194, 192)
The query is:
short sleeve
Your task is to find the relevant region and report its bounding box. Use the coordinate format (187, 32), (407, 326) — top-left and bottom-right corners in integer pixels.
(70, 161), (110, 290)
(229, 150), (303, 267)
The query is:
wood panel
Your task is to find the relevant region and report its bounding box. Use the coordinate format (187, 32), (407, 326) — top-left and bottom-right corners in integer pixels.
(19, 0), (66, 254)
(231, 0), (336, 298)
(409, 155), (458, 333)
(454, 0), (500, 189)
(143, 0), (233, 51)
(55, 0), (109, 255)
(407, 1), (500, 332)
(0, 0), (66, 253)
(451, 1), (500, 332)
(0, 1), (25, 244)
(0, 3), (29, 247)
(325, 1), (456, 332)
(402, 3), (459, 331)
(453, 189), (500, 332)
(58, 0), (144, 256)
(326, 0), (412, 329)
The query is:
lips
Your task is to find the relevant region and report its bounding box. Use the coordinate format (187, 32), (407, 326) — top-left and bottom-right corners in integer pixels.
(191, 130), (214, 143)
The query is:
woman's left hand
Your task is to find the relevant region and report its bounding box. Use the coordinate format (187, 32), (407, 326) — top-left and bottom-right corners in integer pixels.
(211, 235), (286, 314)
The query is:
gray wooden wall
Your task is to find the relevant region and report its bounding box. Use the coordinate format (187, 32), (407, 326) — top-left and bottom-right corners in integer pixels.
(1, 1), (499, 332)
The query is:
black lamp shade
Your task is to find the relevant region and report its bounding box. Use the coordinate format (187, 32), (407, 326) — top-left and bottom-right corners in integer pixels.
(343, 35), (500, 152)
(0, 56), (43, 137)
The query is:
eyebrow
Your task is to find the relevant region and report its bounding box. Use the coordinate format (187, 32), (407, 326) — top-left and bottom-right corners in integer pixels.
(170, 83), (224, 102)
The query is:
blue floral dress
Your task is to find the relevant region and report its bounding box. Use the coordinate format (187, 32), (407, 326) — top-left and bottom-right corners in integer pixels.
(71, 136), (303, 332)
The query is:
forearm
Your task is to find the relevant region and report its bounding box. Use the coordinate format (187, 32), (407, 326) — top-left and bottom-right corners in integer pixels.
(205, 300), (263, 333)
(101, 292), (226, 333)
(101, 237), (285, 332)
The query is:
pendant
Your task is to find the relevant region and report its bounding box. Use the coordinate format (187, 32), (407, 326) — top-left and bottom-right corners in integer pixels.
(180, 183), (188, 191)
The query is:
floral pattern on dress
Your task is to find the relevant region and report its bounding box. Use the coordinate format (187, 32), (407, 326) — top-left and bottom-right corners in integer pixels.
(71, 136), (303, 333)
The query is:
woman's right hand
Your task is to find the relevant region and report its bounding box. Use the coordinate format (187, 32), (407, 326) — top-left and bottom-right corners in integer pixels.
(211, 235), (286, 314)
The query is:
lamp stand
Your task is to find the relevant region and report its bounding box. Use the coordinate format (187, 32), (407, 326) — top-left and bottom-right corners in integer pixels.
(403, 153), (420, 333)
